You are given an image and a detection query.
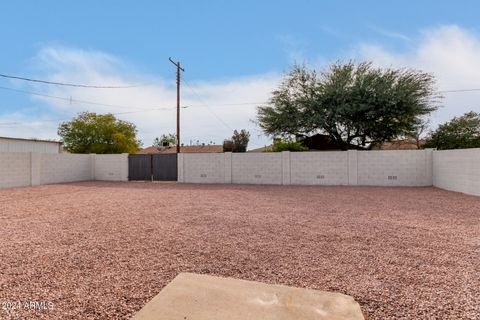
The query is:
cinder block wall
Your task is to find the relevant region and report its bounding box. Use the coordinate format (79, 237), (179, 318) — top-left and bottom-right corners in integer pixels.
(94, 154), (129, 181)
(180, 153), (226, 183)
(0, 152), (129, 189)
(39, 154), (93, 185)
(0, 152), (31, 188)
(290, 151), (349, 185)
(178, 149), (434, 187)
(232, 153), (283, 185)
(433, 148), (480, 196)
(357, 150), (432, 186)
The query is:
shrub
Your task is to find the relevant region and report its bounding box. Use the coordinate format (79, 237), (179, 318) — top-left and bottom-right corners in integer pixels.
(271, 138), (309, 152)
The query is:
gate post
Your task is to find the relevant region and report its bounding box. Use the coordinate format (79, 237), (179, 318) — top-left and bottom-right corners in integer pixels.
(121, 153), (129, 181)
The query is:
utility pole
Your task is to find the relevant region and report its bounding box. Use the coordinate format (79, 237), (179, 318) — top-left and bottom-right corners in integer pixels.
(169, 57), (184, 153)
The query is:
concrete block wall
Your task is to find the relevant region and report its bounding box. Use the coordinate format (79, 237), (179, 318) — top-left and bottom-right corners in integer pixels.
(180, 153), (226, 183)
(290, 151), (349, 185)
(93, 154), (129, 181)
(357, 150), (433, 186)
(232, 153), (283, 185)
(433, 148), (480, 196)
(0, 152), (31, 189)
(0, 152), (129, 189)
(39, 154), (93, 185)
(179, 149), (433, 187)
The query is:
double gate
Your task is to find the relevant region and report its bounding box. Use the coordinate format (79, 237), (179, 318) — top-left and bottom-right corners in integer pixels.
(128, 154), (178, 181)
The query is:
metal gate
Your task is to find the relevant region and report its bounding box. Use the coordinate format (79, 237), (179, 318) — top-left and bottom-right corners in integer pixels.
(128, 154), (178, 181)
(152, 154), (177, 181)
(128, 154), (152, 180)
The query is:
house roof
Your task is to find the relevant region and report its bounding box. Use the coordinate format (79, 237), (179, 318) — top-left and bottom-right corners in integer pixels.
(0, 136), (63, 145)
(137, 145), (223, 154)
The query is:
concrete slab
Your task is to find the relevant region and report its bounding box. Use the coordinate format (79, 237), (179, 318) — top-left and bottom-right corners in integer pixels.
(131, 273), (365, 320)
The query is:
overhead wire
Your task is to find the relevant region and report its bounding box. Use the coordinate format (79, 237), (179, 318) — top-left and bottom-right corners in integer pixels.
(0, 85), (265, 110)
(3, 71), (480, 93)
(181, 78), (272, 148)
(0, 108), (176, 127)
(182, 78), (235, 131)
(3, 72), (480, 130)
(0, 85), (171, 110)
(0, 73), (138, 88)
(438, 88), (480, 93)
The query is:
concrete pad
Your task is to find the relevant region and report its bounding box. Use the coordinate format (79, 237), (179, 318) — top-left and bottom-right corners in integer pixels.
(131, 273), (365, 320)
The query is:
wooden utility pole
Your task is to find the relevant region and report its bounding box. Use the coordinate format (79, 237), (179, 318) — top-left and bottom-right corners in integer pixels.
(169, 57), (184, 153)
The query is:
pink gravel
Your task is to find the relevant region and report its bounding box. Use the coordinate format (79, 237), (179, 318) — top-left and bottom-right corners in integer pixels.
(0, 182), (479, 320)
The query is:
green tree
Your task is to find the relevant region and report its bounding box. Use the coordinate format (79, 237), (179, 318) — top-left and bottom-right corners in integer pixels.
(257, 62), (439, 150)
(58, 112), (141, 154)
(424, 111), (480, 150)
(231, 129), (250, 152)
(153, 133), (177, 147)
(271, 138), (308, 152)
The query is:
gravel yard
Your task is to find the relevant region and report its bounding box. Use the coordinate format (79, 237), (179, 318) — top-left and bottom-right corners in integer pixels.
(0, 181), (478, 320)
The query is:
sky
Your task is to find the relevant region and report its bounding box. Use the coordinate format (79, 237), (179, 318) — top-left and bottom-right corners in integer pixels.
(1, 1), (480, 149)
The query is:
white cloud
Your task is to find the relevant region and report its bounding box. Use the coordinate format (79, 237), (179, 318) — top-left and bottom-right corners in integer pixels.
(357, 25), (480, 128)
(1, 46), (278, 149)
(368, 25), (411, 42)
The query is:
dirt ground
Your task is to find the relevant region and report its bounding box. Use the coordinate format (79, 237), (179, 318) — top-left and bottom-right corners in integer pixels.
(0, 182), (478, 320)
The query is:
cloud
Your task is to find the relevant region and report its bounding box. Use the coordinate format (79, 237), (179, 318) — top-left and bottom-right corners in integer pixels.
(357, 25), (480, 127)
(276, 34), (309, 63)
(368, 25), (411, 42)
(1, 46), (278, 149)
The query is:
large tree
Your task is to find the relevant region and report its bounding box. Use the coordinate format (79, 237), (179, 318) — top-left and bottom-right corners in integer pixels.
(58, 112), (141, 154)
(226, 129), (250, 152)
(424, 111), (480, 150)
(153, 133), (177, 147)
(257, 62), (439, 150)
(232, 129), (250, 152)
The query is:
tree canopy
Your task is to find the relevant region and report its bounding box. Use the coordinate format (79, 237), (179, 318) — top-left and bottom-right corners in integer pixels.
(153, 133), (177, 147)
(271, 138), (309, 152)
(257, 62), (439, 150)
(232, 129), (250, 152)
(58, 112), (141, 154)
(226, 129), (250, 152)
(424, 111), (480, 150)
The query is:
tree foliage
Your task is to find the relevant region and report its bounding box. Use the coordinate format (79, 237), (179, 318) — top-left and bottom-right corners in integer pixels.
(58, 112), (141, 154)
(231, 129), (250, 152)
(424, 111), (480, 150)
(153, 133), (177, 147)
(257, 62), (439, 150)
(271, 138), (309, 152)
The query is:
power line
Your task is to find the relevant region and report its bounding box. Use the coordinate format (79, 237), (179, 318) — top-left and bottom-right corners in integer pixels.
(4, 70), (480, 93)
(191, 101), (267, 107)
(182, 78), (234, 131)
(0, 85), (174, 111)
(0, 85), (266, 110)
(181, 81), (272, 147)
(0, 73), (138, 88)
(438, 88), (480, 93)
(0, 108), (176, 127)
